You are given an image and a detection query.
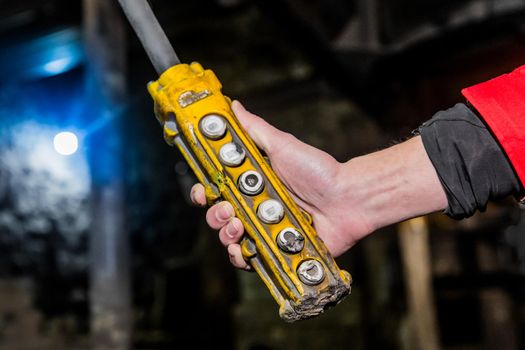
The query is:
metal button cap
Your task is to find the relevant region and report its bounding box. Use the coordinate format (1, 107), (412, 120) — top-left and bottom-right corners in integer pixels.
(219, 142), (246, 167)
(201, 114), (227, 139)
(257, 199), (284, 224)
(277, 227), (304, 254)
(238, 170), (264, 196)
(297, 259), (325, 285)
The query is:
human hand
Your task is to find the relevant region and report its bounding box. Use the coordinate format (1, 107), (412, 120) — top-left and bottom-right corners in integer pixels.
(190, 101), (375, 269)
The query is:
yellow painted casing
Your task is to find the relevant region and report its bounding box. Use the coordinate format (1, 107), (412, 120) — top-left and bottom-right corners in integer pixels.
(148, 62), (352, 322)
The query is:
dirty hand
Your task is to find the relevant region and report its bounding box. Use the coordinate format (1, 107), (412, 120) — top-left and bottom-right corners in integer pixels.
(190, 101), (375, 269)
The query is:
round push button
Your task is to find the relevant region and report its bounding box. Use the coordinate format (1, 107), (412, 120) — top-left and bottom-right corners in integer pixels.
(239, 170), (264, 196)
(200, 115), (227, 139)
(277, 227), (305, 254)
(219, 142), (246, 167)
(257, 199), (284, 224)
(297, 260), (325, 285)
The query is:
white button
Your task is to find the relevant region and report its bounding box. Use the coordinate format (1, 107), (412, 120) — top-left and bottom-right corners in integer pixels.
(201, 114), (227, 139)
(238, 170), (264, 196)
(277, 227), (304, 253)
(219, 142), (246, 167)
(297, 260), (325, 285)
(257, 199), (284, 224)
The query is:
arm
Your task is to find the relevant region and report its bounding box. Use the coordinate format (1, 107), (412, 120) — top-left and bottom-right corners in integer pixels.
(337, 136), (448, 235)
(193, 94), (523, 267)
(191, 101), (448, 268)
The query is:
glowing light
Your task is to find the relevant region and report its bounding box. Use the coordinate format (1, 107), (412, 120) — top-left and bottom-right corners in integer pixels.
(53, 131), (78, 156)
(43, 57), (73, 75)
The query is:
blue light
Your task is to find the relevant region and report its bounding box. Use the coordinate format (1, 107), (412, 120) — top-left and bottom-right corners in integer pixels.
(54, 131), (79, 156)
(43, 57), (74, 75)
(0, 27), (85, 81)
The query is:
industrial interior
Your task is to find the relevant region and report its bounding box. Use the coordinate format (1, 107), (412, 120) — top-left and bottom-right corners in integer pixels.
(0, 0), (524, 349)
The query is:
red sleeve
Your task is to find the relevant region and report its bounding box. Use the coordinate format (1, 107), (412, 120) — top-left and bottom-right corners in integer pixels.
(462, 65), (525, 187)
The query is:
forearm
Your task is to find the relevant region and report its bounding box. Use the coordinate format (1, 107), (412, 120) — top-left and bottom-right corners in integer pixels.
(335, 102), (522, 238)
(337, 136), (448, 233)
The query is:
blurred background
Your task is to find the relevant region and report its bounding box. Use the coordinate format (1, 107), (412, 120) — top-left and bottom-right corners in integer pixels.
(0, 0), (524, 349)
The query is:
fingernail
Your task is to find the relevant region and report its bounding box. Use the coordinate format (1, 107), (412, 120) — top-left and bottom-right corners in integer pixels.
(190, 187), (206, 207)
(217, 203), (232, 221)
(226, 223), (237, 239)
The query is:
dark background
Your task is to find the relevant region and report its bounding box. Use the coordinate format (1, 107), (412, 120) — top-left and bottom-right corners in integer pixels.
(0, 0), (524, 349)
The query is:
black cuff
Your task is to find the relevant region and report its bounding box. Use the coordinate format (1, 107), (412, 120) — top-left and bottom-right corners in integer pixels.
(418, 103), (521, 219)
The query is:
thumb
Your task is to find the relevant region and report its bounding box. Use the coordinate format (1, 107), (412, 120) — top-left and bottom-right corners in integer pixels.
(231, 100), (288, 155)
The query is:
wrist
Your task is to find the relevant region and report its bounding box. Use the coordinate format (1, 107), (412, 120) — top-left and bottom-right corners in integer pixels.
(336, 136), (447, 235)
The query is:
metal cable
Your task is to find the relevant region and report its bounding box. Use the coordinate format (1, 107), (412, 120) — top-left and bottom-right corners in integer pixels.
(117, 0), (180, 74)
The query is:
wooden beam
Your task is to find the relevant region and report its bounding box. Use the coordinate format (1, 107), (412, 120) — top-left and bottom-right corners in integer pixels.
(398, 217), (440, 350)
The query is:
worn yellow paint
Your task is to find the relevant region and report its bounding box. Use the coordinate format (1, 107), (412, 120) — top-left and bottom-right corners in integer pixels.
(147, 62), (352, 321)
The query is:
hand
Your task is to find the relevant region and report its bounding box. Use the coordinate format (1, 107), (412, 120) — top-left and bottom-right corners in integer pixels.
(190, 101), (375, 269)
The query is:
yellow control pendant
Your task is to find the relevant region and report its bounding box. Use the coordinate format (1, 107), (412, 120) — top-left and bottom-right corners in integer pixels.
(148, 62), (352, 322)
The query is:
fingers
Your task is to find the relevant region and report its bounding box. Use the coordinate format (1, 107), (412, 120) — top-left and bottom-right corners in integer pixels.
(205, 201), (235, 229)
(206, 204), (249, 270)
(190, 184), (207, 206)
(218, 217), (244, 246)
(228, 244), (250, 270)
(206, 204), (244, 246)
(205, 204), (249, 269)
(231, 100), (290, 156)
